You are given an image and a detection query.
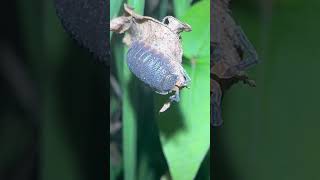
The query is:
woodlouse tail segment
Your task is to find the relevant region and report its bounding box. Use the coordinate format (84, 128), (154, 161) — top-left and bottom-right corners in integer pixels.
(160, 74), (178, 93)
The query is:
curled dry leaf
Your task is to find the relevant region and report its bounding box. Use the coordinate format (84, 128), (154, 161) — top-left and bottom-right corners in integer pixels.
(110, 4), (192, 112)
(211, 0), (259, 126)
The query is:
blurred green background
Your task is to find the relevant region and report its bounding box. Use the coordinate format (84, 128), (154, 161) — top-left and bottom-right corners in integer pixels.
(1, 0), (107, 180)
(110, 0), (210, 179)
(213, 0), (320, 179)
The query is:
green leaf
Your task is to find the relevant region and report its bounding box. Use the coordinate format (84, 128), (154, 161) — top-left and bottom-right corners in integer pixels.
(122, 1), (145, 180)
(156, 1), (210, 178)
(173, 0), (192, 19)
(128, 0), (145, 14)
(122, 48), (138, 180)
(181, 0), (210, 63)
(158, 0), (169, 19)
(110, 160), (122, 180)
(156, 59), (210, 180)
(110, 0), (124, 19)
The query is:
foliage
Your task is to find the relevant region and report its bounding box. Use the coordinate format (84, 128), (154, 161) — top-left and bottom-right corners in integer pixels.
(110, 0), (210, 179)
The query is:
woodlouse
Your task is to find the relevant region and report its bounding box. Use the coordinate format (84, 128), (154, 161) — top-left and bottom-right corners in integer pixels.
(127, 41), (191, 103)
(111, 4), (192, 112)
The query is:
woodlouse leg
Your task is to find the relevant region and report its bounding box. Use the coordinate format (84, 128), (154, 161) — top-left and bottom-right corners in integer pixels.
(180, 67), (191, 87)
(159, 86), (179, 113)
(169, 86), (180, 102)
(235, 72), (256, 87)
(159, 86), (180, 113)
(234, 26), (259, 71)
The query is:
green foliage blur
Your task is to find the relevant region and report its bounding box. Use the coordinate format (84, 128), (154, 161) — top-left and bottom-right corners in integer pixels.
(1, 0), (107, 180)
(213, 0), (320, 179)
(110, 0), (210, 179)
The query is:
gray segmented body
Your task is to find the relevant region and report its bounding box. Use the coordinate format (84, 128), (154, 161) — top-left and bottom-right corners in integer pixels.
(127, 41), (183, 94)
